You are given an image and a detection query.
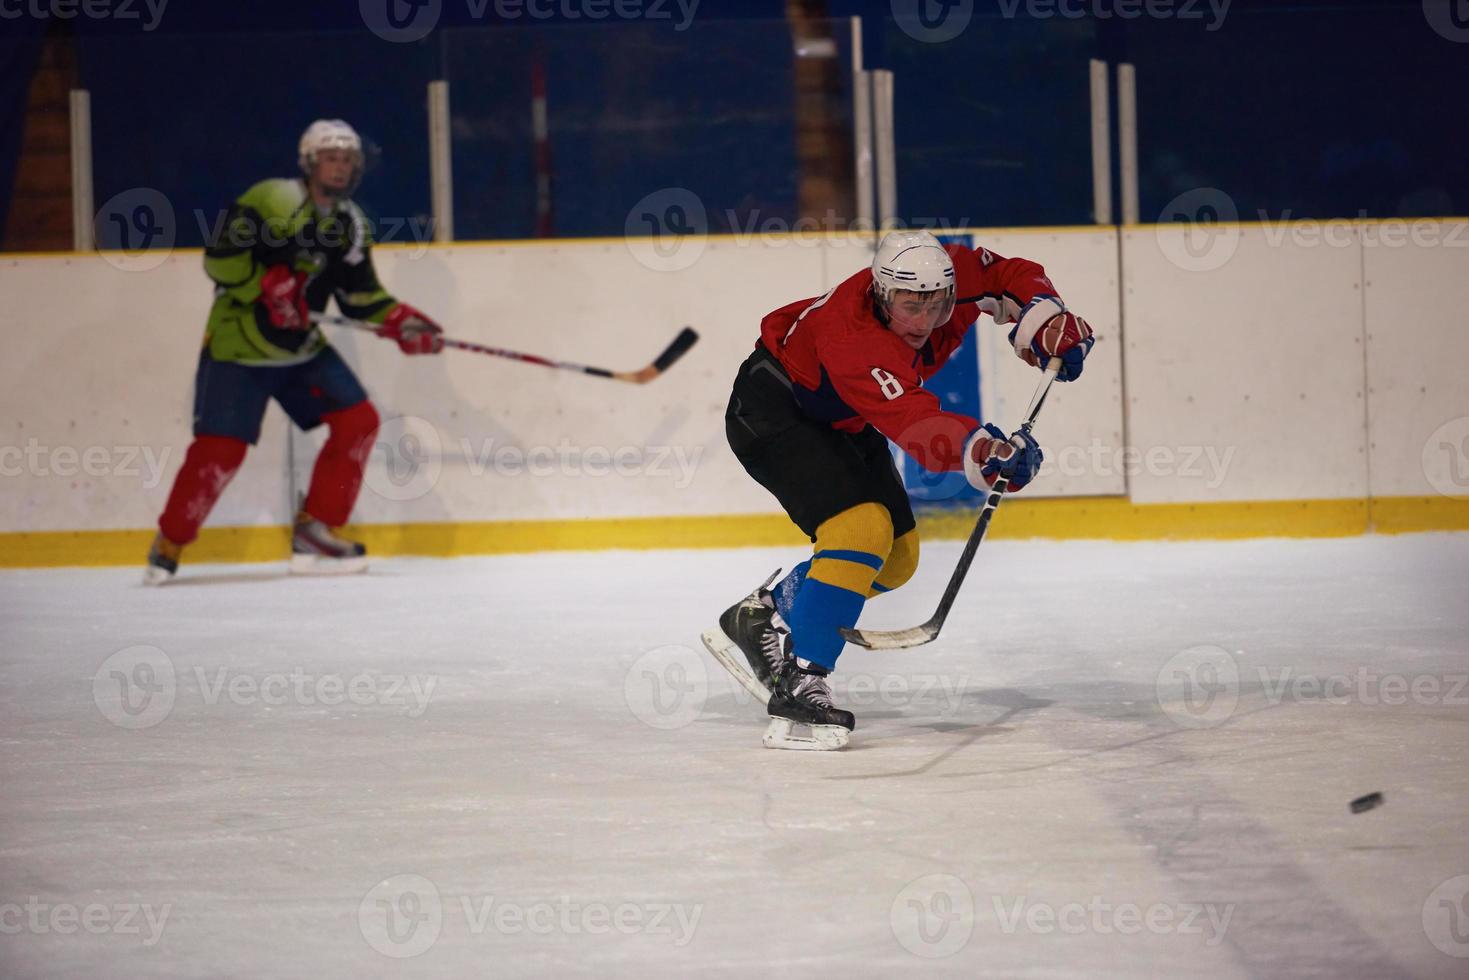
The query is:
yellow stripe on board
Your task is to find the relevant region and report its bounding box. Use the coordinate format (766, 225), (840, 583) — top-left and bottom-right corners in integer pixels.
(0, 516), (807, 569)
(0, 526), (293, 569)
(1368, 496), (1469, 534)
(2, 496), (1466, 569)
(921, 496), (1375, 541)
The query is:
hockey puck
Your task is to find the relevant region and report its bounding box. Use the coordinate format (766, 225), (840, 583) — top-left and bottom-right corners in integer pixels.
(1350, 791), (1384, 814)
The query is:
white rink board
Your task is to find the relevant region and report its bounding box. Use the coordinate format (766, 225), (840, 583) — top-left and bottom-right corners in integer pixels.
(973, 229), (1126, 497)
(0, 233), (1128, 535)
(4, 227), (1462, 536)
(1121, 226), (1369, 504)
(1362, 230), (1469, 498)
(292, 238), (829, 524)
(0, 254), (293, 534)
(312, 231), (1126, 523)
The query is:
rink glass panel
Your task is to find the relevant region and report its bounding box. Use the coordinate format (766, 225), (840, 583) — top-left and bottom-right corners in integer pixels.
(876, 12), (1099, 229)
(74, 30), (438, 250)
(51, 7), (1467, 253)
(1122, 3), (1467, 222)
(442, 18), (853, 241)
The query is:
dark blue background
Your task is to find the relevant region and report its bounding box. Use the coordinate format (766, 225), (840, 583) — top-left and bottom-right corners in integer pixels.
(2, 0), (1462, 247)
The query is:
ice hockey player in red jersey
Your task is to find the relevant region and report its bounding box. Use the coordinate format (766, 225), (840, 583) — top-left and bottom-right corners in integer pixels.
(143, 119), (445, 585)
(703, 229), (1094, 749)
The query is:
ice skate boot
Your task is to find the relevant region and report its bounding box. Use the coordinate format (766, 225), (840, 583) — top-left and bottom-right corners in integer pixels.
(142, 532), (183, 586)
(289, 511), (368, 575)
(700, 569), (790, 704)
(764, 656), (855, 751)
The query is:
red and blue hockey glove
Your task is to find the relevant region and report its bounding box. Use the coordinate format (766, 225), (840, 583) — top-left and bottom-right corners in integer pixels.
(1009, 297), (1094, 382)
(963, 423), (1043, 492)
(376, 304), (444, 355)
(258, 264), (309, 330)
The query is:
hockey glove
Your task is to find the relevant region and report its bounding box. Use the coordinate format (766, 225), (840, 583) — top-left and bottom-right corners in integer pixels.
(376, 303), (445, 355)
(963, 423), (1043, 492)
(259, 264), (309, 330)
(1009, 311), (1094, 382)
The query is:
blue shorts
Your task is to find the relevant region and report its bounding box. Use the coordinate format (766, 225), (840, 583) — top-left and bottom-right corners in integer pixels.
(192, 347), (369, 444)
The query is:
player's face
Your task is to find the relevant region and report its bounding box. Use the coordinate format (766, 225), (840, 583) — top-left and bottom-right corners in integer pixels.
(887, 289), (953, 348)
(311, 148), (358, 195)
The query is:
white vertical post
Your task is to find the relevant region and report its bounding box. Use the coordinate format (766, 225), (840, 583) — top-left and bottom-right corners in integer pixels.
(1117, 63), (1139, 225)
(872, 69), (896, 230)
(1088, 59), (1112, 226)
(851, 18), (874, 234)
(427, 80), (454, 243)
(69, 89), (94, 251)
(853, 71), (875, 232)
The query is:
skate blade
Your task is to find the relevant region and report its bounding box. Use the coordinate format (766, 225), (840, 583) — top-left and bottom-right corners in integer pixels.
(762, 717), (850, 751)
(142, 565), (174, 587)
(700, 629), (771, 705)
(289, 553), (369, 576)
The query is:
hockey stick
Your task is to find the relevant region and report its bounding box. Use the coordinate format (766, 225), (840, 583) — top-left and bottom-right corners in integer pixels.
(311, 313), (699, 385)
(838, 360), (1062, 651)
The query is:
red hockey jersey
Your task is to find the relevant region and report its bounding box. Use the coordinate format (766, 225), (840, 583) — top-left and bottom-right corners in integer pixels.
(757, 243), (1060, 472)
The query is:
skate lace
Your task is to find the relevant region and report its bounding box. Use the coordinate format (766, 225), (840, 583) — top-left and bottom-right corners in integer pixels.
(792, 670), (834, 709)
(759, 627), (788, 673)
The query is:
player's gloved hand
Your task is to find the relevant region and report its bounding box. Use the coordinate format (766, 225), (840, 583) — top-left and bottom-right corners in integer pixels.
(376, 303), (445, 355)
(963, 423), (1043, 492)
(259, 264), (309, 330)
(1009, 311), (1094, 382)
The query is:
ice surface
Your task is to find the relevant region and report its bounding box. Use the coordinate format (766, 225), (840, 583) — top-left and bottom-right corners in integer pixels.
(2, 534), (1467, 978)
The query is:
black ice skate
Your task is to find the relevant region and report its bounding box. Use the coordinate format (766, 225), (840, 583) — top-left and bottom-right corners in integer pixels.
(700, 569), (790, 704)
(764, 657), (855, 751)
(289, 511), (368, 575)
(142, 532), (182, 586)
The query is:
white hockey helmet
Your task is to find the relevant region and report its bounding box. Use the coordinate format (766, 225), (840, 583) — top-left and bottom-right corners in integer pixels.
(871, 230), (956, 335)
(298, 119), (364, 194)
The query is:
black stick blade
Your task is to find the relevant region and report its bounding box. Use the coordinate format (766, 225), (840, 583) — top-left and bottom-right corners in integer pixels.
(652, 327), (699, 372)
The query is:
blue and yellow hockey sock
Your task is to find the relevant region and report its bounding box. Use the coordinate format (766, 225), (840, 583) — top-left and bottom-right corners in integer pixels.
(781, 503), (894, 670)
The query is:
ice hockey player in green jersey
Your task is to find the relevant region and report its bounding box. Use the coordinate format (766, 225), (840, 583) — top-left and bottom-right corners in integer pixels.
(146, 119), (444, 584)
